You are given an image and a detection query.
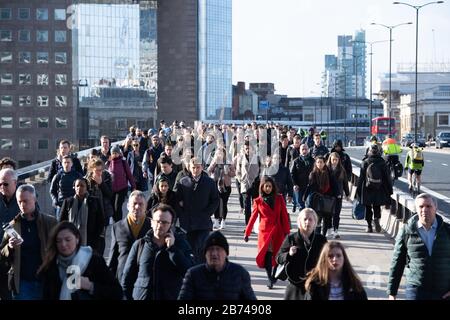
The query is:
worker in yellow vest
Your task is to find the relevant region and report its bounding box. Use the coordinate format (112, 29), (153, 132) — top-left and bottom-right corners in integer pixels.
(382, 135), (403, 179)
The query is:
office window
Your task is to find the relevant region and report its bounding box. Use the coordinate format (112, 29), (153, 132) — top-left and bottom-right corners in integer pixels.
(19, 51), (31, 63)
(55, 96), (67, 107)
(116, 119), (126, 129)
(37, 95), (49, 107)
(55, 9), (66, 21)
(55, 30), (66, 42)
(1, 117), (13, 128)
(0, 52), (12, 63)
(19, 139), (31, 150)
(438, 114), (450, 126)
(18, 30), (30, 42)
(0, 74), (13, 85)
(19, 117), (32, 128)
(55, 52), (67, 64)
(36, 52), (48, 63)
(0, 8), (12, 20)
(37, 74), (48, 86)
(36, 8), (48, 20)
(18, 8), (30, 20)
(0, 30), (12, 41)
(0, 139), (13, 150)
(38, 139), (48, 149)
(55, 117), (68, 128)
(19, 95), (31, 106)
(36, 30), (48, 42)
(37, 117), (49, 128)
(19, 73), (31, 85)
(55, 74), (67, 85)
(1, 95), (12, 106)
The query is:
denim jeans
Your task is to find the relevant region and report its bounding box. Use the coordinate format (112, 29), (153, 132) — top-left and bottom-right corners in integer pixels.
(13, 280), (43, 300)
(294, 190), (306, 210)
(186, 230), (210, 265)
(405, 284), (443, 300)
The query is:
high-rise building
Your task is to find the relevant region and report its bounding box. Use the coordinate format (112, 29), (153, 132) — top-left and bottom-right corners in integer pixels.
(0, 1), (74, 166)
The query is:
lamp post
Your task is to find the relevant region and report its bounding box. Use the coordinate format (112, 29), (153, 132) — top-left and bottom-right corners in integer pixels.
(393, 1), (444, 143)
(371, 22), (412, 136)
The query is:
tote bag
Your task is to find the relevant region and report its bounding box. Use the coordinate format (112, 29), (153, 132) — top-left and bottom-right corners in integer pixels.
(352, 198), (366, 220)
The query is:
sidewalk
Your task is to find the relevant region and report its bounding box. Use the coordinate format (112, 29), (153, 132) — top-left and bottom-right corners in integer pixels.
(221, 188), (406, 300)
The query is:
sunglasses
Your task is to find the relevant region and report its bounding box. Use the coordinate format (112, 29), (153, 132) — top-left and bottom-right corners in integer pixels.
(0, 182), (9, 187)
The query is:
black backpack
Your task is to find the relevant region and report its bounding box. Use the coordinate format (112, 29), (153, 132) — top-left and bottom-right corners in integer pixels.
(394, 162), (403, 178)
(365, 162), (383, 189)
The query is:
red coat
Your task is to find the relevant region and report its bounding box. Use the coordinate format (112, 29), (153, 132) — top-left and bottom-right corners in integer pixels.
(245, 194), (291, 268)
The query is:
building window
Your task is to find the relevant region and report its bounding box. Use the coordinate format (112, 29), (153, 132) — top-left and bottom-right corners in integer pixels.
(18, 30), (30, 42)
(55, 96), (67, 107)
(19, 52), (31, 63)
(19, 95), (31, 106)
(0, 139), (13, 150)
(37, 117), (49, 128)
(55, 117), (68, 128)
(37, 74), (49, 86)
(37, 95), (49, 107)
(1, 95), (13, 106)
(36, 8), (48, 21)
(19, 117), (32, 128)
(55, 30), (66, 42)
(1, 117), (13, 128)
(0, 52), (12, 63)
(54, 9), (66, 21)
(438, 113), (450, 126)
(38, 139), (48, 149)
(116, 119), (126, 129)
(0, 8), (12, 20)
(18, 8), (30, 20)
(36, 52), (48, 63)
(19, 139), (31, 150)
(36, 30), (48, 42)
(0, 74), (13, 85)
(0, 30), (12, 42)
(19, 73), (32, 85)
(55, 74), (67, 85)
(55, 52), (67, 64)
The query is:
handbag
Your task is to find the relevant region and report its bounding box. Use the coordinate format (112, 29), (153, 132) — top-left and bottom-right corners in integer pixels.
(352, 198), (366, 220)
(274, 262), (288, 281)
(308, 192), (336, 217)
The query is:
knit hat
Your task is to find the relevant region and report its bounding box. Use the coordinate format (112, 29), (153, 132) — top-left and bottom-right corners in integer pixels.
(204, 231), (229, 255)
(111, 145), (122, 154)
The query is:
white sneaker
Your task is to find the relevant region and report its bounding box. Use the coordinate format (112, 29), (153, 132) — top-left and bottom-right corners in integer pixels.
(109, 217), (114, 225)
(220, 220), (226, 229)
(213, 219), (220, 230)
(333, 230), (341, 239)
(326, 229), (333, 238)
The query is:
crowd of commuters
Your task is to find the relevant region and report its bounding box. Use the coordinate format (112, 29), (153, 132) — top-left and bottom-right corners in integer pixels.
(0, 120), (448, 301)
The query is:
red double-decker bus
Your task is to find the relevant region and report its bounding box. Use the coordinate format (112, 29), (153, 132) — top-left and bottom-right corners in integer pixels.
(371, 117), (396, 137)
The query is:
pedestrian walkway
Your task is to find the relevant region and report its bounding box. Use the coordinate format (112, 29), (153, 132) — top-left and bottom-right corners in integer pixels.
(221, 187), (406, 300)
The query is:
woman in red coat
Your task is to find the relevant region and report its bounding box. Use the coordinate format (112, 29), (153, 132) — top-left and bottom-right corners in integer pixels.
(244, 176), (291, 289)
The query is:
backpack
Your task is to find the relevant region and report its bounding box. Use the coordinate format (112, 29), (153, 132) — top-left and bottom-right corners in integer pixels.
(394, 162), (403, 178)
(365, 162), (383, 189)
(412, 148), (423, 163)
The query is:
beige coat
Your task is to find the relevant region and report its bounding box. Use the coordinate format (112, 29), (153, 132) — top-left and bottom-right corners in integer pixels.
(236, 154), (260, 193)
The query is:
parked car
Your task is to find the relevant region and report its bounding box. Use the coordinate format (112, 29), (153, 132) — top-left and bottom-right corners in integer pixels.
(402, 133), (426, 147)
(435, 131), (450, 149)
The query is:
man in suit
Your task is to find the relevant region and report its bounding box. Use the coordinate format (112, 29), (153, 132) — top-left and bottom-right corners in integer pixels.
(107, 190), (151, 282)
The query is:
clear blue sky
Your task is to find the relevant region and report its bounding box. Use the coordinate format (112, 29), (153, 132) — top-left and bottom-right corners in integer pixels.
(232, 0), (450, 97)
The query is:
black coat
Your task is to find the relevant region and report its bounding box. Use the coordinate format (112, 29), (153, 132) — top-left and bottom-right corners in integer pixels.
(40, 253), (123, 300)
(60, 196), (104, 253)
(146, 190), (180, 218)
(276, 231), (327, 300)
(329, 148), (353, 182)
(261, 165), (293, 197)
(121, 229), (194, 300)
(107, 217), (151, 281)
(356, 155), (393, 206)
(290, 155), (314, 191)
(87, 170), (114, 224)
(176, 172), (219, 232)
(178, 261), (256, 300)
(304, 279), (367, 300)
(47, 155), (83, 183)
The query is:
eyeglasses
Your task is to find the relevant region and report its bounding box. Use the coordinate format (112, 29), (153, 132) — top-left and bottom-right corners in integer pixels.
(133, 144), (139, 147)
(151, 219), (171, 226)
(0, 182), (9, 187)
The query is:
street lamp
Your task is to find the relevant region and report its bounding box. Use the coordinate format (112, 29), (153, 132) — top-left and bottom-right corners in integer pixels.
(393, 1), (444, 143)
(371, 22), (412, 136)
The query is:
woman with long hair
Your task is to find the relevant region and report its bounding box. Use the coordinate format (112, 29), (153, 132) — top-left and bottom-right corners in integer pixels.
(38, 222), (122, 300)
(244, 176), (291, 289)
(304, 156), (337, 237)
(326, 152), (350, 239)
(304, 241), (367, 300)
(276, 208), (327, 300)
(146, 176), (179, 218)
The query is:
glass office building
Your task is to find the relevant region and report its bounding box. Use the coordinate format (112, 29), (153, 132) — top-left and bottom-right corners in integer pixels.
(198, 0), (232, 120)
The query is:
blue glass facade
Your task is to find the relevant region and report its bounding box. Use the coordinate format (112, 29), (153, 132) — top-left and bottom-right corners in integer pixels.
(198, 0), (232, 120)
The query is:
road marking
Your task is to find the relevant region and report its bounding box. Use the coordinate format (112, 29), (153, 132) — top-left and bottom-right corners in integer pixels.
(426, 160), (432, 162)
(442, 163), (448, 166)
